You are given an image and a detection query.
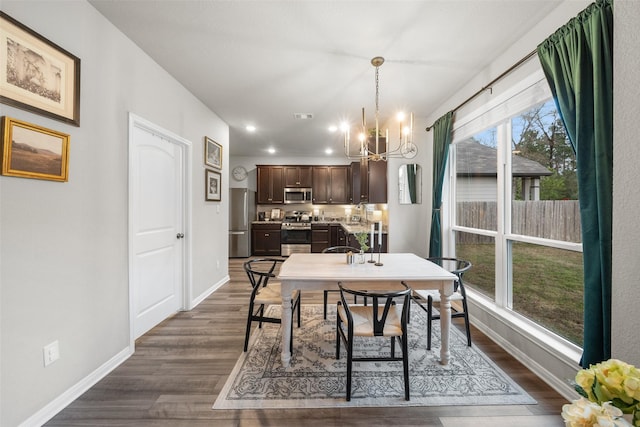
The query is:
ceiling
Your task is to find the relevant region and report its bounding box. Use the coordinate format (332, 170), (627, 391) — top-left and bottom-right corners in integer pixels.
(89, 1), (563, 159)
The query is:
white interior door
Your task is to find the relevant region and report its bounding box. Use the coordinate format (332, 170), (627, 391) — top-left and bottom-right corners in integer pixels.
(129, 115), (190, 339)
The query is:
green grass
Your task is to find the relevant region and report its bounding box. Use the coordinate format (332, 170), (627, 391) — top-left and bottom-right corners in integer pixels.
(456, 242), (584, 346)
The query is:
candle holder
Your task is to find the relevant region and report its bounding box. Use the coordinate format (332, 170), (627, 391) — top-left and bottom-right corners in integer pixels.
(375, 246), (383, 266)
(368, 246), (375, 263)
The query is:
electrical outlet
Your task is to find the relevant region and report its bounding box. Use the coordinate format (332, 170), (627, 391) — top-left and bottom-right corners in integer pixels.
(43, 340), (60, 366)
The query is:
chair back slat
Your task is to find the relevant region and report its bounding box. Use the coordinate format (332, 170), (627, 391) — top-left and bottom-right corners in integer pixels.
(338, 282), (411, 337)
(243, 258), (283, 295)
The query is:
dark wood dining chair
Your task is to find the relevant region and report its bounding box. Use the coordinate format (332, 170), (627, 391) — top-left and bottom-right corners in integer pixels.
(321, 246), (360, 319)
(412, 257), (472, 350)
(243, 258), (301, 352)
(336, 281), (412, 401)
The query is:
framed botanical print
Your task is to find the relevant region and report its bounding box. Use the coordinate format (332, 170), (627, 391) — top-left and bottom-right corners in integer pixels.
(0, 12), (81, 126)
(1, 116), (70, 182)
(205, 169), (221, 201)
(204, 136), (222, 169)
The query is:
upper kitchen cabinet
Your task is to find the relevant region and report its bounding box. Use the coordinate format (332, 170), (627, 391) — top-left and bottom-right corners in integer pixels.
(351, 159), (387, 204)
(257, 165), (284, 204)
(284, 166), (312, 188)
(312, 166), (351, 204)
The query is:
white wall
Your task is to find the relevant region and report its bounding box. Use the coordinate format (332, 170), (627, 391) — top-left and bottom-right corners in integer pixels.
(612, 0), (640, 368)
(0, 2), (229, 425)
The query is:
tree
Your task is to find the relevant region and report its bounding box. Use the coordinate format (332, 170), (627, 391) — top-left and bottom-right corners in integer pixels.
(512, 101), (578, 200)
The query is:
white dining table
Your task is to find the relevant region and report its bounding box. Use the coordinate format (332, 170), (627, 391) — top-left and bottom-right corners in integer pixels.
(277, 252), (457, 366)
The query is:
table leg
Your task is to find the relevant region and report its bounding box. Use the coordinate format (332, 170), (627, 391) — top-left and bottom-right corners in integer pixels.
(280, 281), (293, 366)
(439, 286), (452, 365)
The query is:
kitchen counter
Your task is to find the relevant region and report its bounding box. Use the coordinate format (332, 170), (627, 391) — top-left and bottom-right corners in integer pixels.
(251, 220), (387, 234)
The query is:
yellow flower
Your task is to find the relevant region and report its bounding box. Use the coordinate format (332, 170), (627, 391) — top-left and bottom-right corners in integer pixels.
(577, 368), (597, 400)
(561, 398), (628, 427)
(623, 371), (640, 402)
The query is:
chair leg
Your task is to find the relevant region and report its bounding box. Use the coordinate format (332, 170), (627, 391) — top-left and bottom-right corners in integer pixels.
(462, 300), (472, 347)
(290, 311), (294, 354)
(346, 338), (353, 401)
(335, 304), (341, 359)
(258, 305), (264, 328)
(243, 302), (255, 352)
(427, 296), (433, 351)
(323, 291), (329, 320)
(402, 334), (410, 401)
(390, 336), (396, 358)
(296, 294), (301, 327)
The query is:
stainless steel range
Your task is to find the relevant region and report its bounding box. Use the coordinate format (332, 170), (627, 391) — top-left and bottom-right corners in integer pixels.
(281, 211), (312, 256)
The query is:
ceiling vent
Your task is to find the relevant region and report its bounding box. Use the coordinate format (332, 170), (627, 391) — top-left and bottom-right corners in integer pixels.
(294, 113), (313, 120)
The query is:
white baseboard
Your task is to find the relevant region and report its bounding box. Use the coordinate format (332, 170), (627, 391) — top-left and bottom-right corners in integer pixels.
(20, 346), (133, 427)
(23, 276), (230, 426)
(467, 299), (581, 402)
(190, 275), (230, 308)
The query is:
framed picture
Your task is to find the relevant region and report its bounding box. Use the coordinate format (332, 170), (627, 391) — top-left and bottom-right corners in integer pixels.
(0, 12), (81, 126)
(1, 116), (70, 182)
(204, 136), (222, 169)
(205, 169), (221, 201)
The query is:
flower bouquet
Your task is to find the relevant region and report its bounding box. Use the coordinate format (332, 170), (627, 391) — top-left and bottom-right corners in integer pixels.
(354, 231), (370, 263)
(563, 359), (640, 427)
(354, 231), (370, 253)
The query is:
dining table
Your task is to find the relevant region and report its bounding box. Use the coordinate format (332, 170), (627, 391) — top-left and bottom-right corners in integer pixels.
(277, 252), (458, 366)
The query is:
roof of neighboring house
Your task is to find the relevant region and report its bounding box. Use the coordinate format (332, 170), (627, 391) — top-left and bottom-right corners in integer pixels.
(456, 139), (552, 177)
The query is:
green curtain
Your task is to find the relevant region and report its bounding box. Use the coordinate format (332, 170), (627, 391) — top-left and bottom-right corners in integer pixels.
(537, 0), (613, 368)
(428, 111), (454, 258)
(407, 164), (417, 203)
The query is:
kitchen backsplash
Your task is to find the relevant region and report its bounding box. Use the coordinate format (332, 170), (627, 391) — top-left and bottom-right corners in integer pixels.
(256, 203), (387, 224)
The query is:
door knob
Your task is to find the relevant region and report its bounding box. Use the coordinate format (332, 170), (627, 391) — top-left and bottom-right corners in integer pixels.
(176, 233), (185, 239)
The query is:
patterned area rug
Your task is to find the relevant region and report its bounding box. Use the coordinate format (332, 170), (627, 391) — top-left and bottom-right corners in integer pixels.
(213, 304), (536, 409)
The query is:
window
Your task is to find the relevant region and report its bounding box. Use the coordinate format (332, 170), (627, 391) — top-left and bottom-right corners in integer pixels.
(448, 74), (583, 347)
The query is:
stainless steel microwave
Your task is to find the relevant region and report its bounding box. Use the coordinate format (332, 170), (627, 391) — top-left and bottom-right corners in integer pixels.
(284, 188), (312, 204)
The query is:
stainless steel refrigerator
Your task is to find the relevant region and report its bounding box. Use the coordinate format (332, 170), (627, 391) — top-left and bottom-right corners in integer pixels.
(229, 188), (256, 257)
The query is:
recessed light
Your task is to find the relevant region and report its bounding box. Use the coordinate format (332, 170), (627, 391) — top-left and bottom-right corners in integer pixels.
(246, 125), (256, 132)
(328, 125), (338, 133)
(267, 147), (276, 154)
(325, 148), (333, 155)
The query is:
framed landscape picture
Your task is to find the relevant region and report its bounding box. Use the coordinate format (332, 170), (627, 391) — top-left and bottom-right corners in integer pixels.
(1, 116), (70, 182)
(204, 136), (222, 169)
(205, 169), (221, 201)
(0, 12), (81, 126)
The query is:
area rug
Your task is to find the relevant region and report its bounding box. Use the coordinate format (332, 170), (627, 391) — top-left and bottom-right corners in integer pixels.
(213, 304), (536, 409)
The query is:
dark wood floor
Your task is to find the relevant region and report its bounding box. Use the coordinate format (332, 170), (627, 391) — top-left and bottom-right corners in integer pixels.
(45, 258), (568, 426)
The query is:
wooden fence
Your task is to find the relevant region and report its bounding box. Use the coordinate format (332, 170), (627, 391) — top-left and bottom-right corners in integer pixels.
(456, 200), (581, 243)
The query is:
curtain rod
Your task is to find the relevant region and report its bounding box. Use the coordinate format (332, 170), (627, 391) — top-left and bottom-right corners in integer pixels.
(425, 48), (538, 131)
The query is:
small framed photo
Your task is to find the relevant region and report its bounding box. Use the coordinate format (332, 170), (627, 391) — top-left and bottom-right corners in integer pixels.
(204, 136), (222, 169)
(0, 12), (81, 126)
(1, 116), (70, 182)
(205, 169), (221, 201)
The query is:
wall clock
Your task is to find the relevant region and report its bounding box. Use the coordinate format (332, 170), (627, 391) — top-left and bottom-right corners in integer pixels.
(232, 165), (248, 181)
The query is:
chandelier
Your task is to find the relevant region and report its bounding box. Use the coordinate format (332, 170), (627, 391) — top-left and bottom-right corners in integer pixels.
(343, 56), (417, 161)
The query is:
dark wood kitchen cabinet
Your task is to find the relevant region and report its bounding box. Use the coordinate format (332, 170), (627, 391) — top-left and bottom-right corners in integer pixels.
(351, 159), (387, 204)
(257, 166), (284, 204)
(284, 166), (312, 188)
(336, 225), (347, 246)
(312, 166), (350, 204)
(311, 223), (330, 253)
(252, 223), (281, 256)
